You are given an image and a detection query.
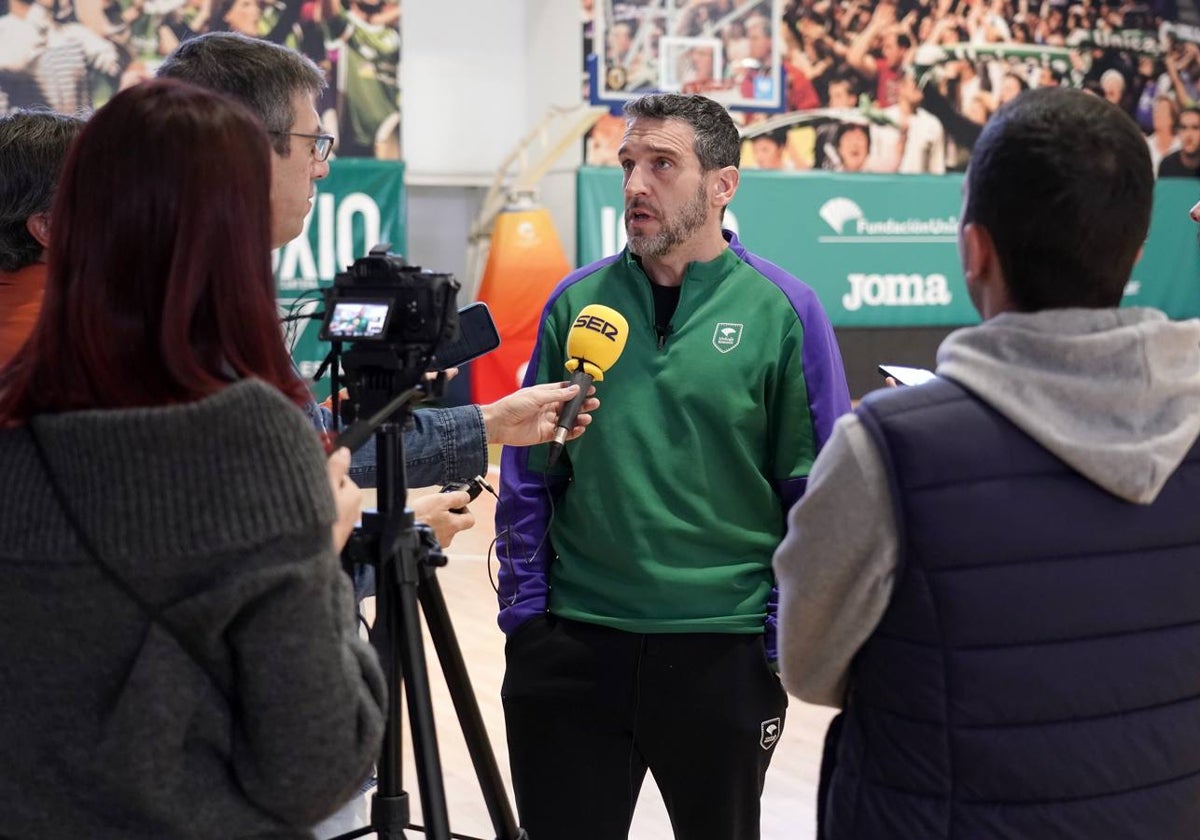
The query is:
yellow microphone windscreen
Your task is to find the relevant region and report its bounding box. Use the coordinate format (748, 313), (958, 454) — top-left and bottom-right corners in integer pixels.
(564, 305), (629, 381)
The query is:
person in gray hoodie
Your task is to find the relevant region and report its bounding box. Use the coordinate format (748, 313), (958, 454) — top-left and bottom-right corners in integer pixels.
(774, 87), (1200, 839)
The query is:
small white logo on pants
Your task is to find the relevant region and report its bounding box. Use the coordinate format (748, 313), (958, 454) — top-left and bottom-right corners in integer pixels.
(760, 717), (781, 750)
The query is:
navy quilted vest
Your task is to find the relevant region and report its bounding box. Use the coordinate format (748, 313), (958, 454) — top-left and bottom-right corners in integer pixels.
(824, 378), (1200, 840)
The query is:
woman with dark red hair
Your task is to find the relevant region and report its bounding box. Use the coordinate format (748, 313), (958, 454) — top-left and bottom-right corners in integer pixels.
(0, 79), (385, 838)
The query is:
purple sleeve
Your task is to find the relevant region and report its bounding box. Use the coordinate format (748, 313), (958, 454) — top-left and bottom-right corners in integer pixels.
(734, 240), (852, 463)
(493, 257), (620, 634)
(494, 306), (559, 635)
(494, 441), (567, 634)
(729, 233), (852, 662)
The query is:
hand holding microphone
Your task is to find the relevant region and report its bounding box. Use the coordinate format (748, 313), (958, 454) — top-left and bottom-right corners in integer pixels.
(479, 381), (600, 447)
(548, 304), (629, 466)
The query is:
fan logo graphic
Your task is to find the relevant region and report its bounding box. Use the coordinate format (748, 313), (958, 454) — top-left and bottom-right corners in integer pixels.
(760, 717), (781, 751)
(818, 197), (864, 235)
(712, 323), (743, 353)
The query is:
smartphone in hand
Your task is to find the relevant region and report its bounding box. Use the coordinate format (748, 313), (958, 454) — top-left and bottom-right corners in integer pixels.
(877, 364), (937, 386)
(428, 302), (501, 370)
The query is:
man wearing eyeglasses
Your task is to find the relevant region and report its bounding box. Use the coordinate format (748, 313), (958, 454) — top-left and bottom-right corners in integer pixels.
(159, 33), (334, 249)
(267, 120), (335, 245)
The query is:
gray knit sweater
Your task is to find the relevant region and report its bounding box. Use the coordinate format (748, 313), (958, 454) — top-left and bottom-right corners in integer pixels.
(0, 379), (386, 839)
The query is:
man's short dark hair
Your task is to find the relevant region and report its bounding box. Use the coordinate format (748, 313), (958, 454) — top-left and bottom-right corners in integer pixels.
(0, 110), (85, 273)
(157, 32), (325, 157)
(623, 93), (740, 170)
(962, 87), (1152, 311)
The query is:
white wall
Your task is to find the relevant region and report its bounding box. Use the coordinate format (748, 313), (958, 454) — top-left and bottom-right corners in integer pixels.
(401, 0), (583, 287)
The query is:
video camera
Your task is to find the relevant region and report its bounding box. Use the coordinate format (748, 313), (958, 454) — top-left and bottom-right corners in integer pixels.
(319, 243), (460, 417)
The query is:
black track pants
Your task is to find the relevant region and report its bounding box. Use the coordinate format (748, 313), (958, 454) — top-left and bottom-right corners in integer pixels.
(502, 615), (787, 840)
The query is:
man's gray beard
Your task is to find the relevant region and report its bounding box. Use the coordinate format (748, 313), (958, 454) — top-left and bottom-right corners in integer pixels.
(627, 183), (708, 259)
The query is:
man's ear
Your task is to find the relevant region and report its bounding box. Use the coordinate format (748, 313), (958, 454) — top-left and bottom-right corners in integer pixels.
(713, 165), (740, 208)
(960, 222), (991, 284)
(25, 213), (51, 251)
(961, 222), (1013, 318)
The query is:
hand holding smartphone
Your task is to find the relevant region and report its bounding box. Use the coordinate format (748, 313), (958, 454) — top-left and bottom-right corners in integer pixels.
(428, 301), (501, 371)
(877, 364), (937, 387)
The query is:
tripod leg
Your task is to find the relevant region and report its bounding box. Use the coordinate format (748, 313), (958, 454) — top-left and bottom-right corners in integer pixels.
(370, 550), (412, 840)
(419, 572), (528, 840)
(394, 530), (453, 840)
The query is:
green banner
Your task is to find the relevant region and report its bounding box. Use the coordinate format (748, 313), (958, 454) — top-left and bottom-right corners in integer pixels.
(276, 158), (406, 397)
(578, 167), (1200, 327)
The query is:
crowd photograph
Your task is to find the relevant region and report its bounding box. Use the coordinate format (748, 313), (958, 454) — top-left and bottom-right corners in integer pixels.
(0, 0), (401, 158)
(585, 0), (1200, 176)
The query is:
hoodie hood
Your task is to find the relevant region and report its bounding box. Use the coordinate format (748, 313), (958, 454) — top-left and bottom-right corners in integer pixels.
(937, 307), (1200, 504)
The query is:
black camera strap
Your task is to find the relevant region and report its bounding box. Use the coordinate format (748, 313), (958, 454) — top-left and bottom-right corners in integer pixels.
(26, 422), (233, 704)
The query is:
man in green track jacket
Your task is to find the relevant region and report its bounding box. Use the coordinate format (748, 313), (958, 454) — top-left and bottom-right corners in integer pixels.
(496, 92), (852, 840)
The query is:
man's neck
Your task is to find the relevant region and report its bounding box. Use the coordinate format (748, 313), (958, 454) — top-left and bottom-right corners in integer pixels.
(638, 230), (727, 287)
(1182, 149), (1200, 168)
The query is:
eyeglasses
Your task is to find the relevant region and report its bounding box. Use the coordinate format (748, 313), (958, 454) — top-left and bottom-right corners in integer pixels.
(270, 130), (334, 162)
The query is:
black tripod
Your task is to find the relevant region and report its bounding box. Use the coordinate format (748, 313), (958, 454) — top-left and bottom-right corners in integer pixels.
(330, 384), (527, 840)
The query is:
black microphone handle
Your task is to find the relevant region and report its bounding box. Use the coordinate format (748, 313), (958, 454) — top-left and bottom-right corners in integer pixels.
(547, 368), (594, 467)
(556, 368), (595, 434)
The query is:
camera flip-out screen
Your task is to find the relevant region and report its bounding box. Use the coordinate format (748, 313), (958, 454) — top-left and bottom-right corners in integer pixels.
(321, 301), (393, 341)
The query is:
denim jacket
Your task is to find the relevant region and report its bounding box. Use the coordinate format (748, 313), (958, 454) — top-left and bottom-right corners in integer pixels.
(305, 400), (488, 489)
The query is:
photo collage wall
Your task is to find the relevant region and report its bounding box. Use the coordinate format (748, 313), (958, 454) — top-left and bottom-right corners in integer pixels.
(0, 0), (401, 160)
(583, 0), (1199, 178)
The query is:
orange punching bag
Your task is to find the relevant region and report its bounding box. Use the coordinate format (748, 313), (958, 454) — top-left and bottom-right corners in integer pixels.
(471, 206), (570, 404)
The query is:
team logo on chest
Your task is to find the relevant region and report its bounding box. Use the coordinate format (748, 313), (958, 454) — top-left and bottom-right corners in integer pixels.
(712, 322), (743, 353)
